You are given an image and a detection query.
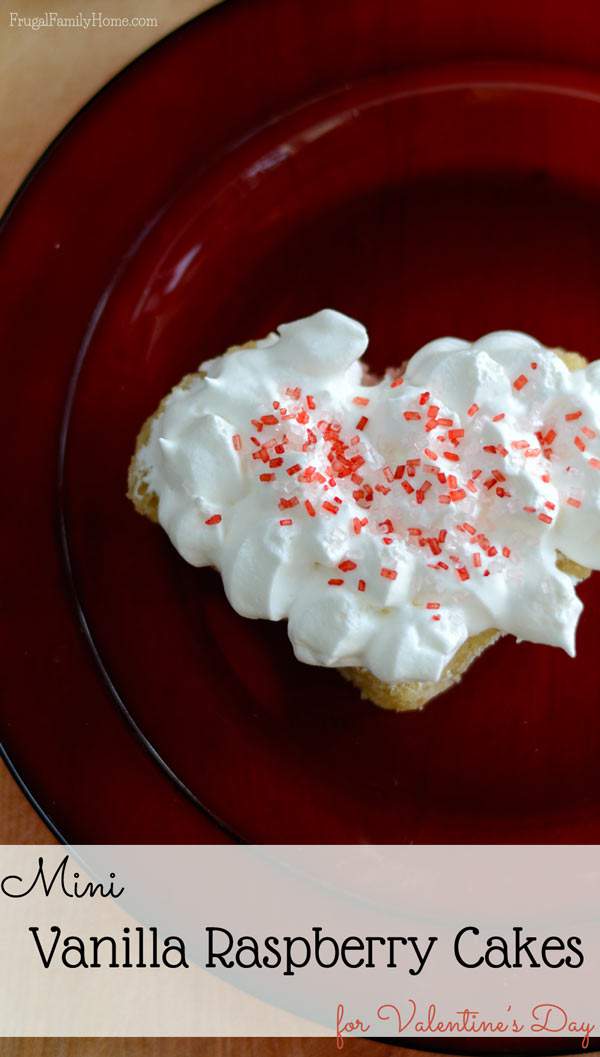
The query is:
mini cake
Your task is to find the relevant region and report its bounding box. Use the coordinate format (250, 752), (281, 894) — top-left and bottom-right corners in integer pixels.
(128, 310), (598, 711)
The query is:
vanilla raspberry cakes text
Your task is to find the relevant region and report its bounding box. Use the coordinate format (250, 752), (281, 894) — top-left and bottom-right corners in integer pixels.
(128, 310), (599, 710)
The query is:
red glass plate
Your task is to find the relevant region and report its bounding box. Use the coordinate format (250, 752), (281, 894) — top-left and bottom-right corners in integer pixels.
(4, 0), (600, 846)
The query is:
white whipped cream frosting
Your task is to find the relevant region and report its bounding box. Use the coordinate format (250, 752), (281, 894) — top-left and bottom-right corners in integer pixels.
(136, 310), (600, 683)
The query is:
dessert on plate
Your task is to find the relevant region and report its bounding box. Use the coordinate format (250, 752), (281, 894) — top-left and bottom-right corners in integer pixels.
(128, 309), (599, 710)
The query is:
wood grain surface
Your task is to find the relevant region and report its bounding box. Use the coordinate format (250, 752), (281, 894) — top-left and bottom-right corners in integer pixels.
(0, 1041), (408, 1056)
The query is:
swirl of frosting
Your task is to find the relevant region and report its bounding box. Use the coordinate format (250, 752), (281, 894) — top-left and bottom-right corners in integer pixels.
(136, 309), (600, 683)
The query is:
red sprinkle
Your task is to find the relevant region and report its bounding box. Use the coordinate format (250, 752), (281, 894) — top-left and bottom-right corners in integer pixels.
(582, 426), (597, 439)
(279, 497), (299, 509)
(259, 473), (275, 482)
(567, 497), (582, 508)
(322, 501), (339, 515)
(403, 411), (421, 421)
(565, 411), (582, 421)
(492, 413), (505, 422)
(279, 518), (293, 526)
(380, 568), (397, 581)
(232, 434), (242, 451)
(287, 463), (301, 476)
(538, 513), (553, 524)
(426, 602), (440, 610)
(328, 578), (344, 586)
(339, 559), (357, 572)
(356, 416), (369, 431)
(467, 403), (479, 417)
(304, 499), (316, 517)
(502, 546), (511, 558)
(390, 377), (404, 388)
(353, 396), (369, 406)
(513, 374), (528, 391)
(419, 391), (430, 405)
(306, 395), (316, 410)
(574, 436), (587, 452)
(416, 481), (432, 504)
(448, 429), (465, 443)
(590, 458), (600, 470)
(204, 514), (222, 526)
(357, 579), (366, 592)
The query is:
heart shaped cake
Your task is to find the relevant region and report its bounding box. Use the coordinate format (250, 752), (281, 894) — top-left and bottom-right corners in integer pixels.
(128, 310), (598, 710)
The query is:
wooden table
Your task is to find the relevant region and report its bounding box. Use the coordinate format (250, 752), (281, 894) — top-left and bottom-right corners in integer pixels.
(1, 1042), (420, 1057)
